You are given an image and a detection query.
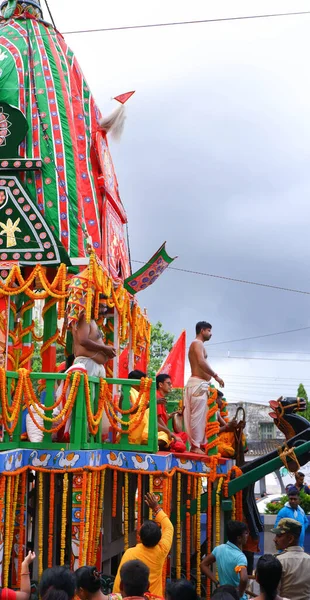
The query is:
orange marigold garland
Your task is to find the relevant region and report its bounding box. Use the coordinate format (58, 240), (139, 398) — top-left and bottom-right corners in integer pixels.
(149, 474), (153, 520)
(124, 472), (129, 550)
(60, 472), (69, 565)
(3, 475), (11, 587)
(186, 475), (191, 580)
(196, 476), (202, 597)
(112, 470), (118, 518)
(48, 473), (55, 568)
(17, 471), (26, 587)
(206, 477), (213, 600)
(79, 471), (87, 566)
(136, 473), (142, 541)
(82, 472), (92, 565)
(87, 470), (98, 564)
(38, 471), (44, 579)
(0, 475), (5, 586)
(205, 386), (220, 454)
(93, 470), (105, 563)
(9, 473), (19, 577)
(215, 477), (224, 548)
(176, 472), (181, 580)
(224, 466), (243, 521)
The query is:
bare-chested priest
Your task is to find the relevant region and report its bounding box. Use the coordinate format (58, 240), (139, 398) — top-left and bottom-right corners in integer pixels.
(184, 321), (224, 454)
(71, 302), (116, 376)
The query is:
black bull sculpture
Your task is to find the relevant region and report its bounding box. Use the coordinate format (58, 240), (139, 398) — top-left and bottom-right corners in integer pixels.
(239, 396), (310, 540)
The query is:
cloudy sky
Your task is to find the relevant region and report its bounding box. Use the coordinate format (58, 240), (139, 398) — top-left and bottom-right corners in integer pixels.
(45, 0), (310, 404)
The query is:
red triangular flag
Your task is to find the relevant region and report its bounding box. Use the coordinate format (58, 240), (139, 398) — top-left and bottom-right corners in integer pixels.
(114, 91), (135, 105)
(157, 331), (186, 388)
(119, 346), (129, 378)
(135, 348), (147, 373)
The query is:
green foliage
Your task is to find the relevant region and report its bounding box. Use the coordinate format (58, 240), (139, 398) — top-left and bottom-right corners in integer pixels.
(265, 490), (310, 515)
(148, 321), (174, 375)
(31, 319), (42, 373)
(297, 383), (310, 421)
(148, 321), (183, 404)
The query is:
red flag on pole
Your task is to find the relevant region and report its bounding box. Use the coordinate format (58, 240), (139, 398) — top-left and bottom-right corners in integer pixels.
(157, 330), (186, 388)
(119, 347), (129, 378)
(114, 91), (135, 105)
(118, 346), (148, 378)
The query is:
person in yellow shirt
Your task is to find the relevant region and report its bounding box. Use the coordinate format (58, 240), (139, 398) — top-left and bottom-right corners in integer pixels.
(113, 492), (173, 598)
(127, 370), (149, 445)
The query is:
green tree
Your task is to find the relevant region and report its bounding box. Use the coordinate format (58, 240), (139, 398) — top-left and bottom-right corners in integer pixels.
(148, 321), (174, 375)
(148, 321), (183, 403)
(297, 383), (310, 421)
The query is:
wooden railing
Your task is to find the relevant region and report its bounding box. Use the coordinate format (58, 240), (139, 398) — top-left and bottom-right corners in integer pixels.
(0, 372), (158, 453)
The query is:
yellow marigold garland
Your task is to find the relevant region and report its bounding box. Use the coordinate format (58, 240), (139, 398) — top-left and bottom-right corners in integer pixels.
(17, 471), (26, 587)
(3, 476), (11, 587)
(60, 472), (69, 565)
(149, 474), (153, 521)
(176, 472), (181, 580)
(48, 473), (55, 568)
(124, 472), (129, 550)
(93, 469), (105, 563)
(79, 471), (87, 566)
(196, 476), (202, 597)
(82, 472), (92, 565)
(38, 471), (44, 579)
(215, 477), (224, 548)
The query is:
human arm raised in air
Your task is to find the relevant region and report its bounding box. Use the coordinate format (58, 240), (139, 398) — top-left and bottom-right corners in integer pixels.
(145, 493), (174, 556)
(13, 551), (36, 600)
(200, 553), (219, 586)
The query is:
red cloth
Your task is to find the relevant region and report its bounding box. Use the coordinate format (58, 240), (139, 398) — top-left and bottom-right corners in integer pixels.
(2, 589), (17, 600)
(157, 401), (168, 426)
(157, 331), (186, 388)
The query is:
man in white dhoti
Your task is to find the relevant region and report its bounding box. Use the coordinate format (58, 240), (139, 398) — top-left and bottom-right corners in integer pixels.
(184, 321), (224, 454)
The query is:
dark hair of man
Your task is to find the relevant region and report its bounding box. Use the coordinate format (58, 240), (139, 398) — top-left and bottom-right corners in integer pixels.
(156, 373), (170, 390)
(128, 370), (146, 380)
(120, 560), (149, 597)
(211, 585), (239, 600)
(167, 580), (197, 600)
(196, 321), (212, 335)
(139, 519), (162, 547)
(226, 520), (248, 544)
(287, 486), (299, 497)
(39, 567), (76, 600)
(217, 390), (224, 399)
(256, 554), (282, 600)
(75, 566), (101, 594)
(297, 471), (305, 477)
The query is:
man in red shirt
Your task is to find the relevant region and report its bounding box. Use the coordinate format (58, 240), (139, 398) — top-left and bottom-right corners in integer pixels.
(156, 374), (188, 452)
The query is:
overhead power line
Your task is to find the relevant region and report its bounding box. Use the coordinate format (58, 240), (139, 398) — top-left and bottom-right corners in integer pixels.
(61, 10), (310, 36)
(208, 326), (310, 346)
(131, 260), (310, 296)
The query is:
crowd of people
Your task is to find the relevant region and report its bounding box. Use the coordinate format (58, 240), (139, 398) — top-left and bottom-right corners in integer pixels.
(7, 485), (310, 600)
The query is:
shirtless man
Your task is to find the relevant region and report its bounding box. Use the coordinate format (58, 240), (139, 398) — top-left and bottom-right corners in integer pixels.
(71, 303), (116, 377)
(184, 321), (224, 454)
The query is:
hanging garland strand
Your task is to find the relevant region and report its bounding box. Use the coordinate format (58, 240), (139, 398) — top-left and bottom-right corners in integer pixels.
(3, 476), (11, 587)
(124, 472), (129, 551)
(186, 474), (191, 580)
(17, 471), (27, 587)
(60, 472), (69, 565)
(48, 473), (55, 568)
(38, 471), (44, 579)
(196, 477), (202, 597)
(176, 472), (181, 580)
(79, 471), (88, 567)
(93, 470), (105, 564)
